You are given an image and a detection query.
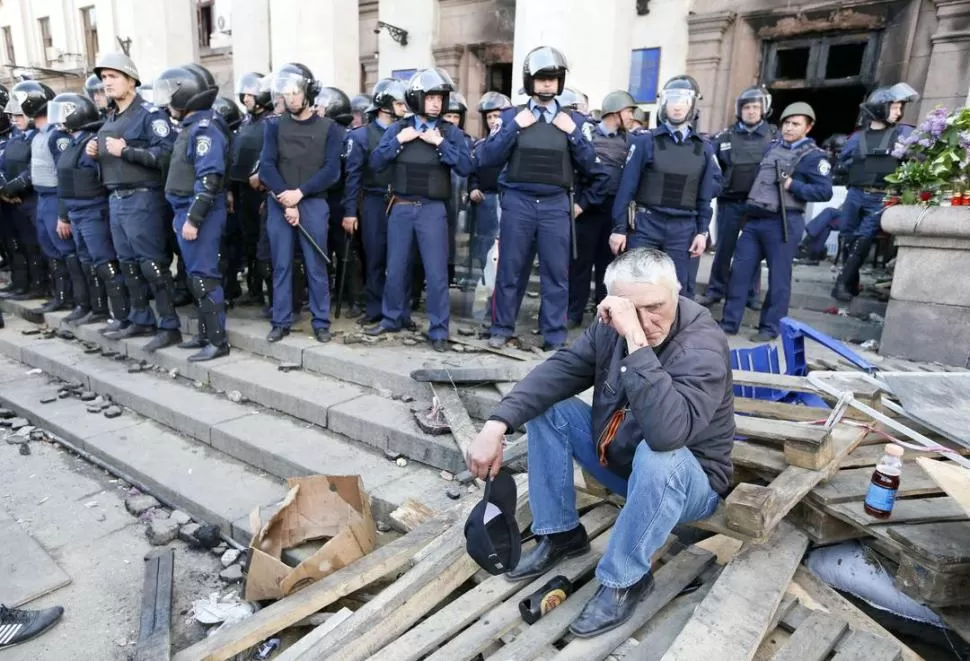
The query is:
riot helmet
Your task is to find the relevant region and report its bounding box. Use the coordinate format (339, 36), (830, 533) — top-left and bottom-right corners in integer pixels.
(658, 75), (700, 126)
(350, 94), (370, 115)
(315, 86), (353, 126)
(522, 46), (568, 100)
(861, 83), (919, 124)
(405, 68), (454, 118)
(735, 85), (771, 123)
(10, 81), (56, 119)
(153, 66), (217, 115)
(237, 72), (272, 112)
(370, 78), (408, 115)
(271, 63), (319, 113)
(212, 96), (243, 130)
(0, 84), (8, 115)
(821, 133), (848, 159)
(48, 92), (100, 132)
(556, 87), (581, 111)
(601, 90), (637, 117)
(94, 52), (141, 86)
(83, 74), (107, 108)
(444, 91), (467, 129)
(478, 91), (511, 116)
(137, 83), (154, 105)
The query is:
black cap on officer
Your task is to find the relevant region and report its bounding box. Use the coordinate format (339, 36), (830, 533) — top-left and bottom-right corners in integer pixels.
(463, 470), (522, 575)
(522, 46), (568, 101)
(236, 72), (272, 113)
(405, 68), (454, 118)
(48, 93), (101, 132)
(735, 85), (772, 123)
(153, 65), (218, 117)
(369, 78), (408, 115)
(10, 80), (56, 119)
(315, 86), (353, 126)
(212, 96), (243, 130)
(658, 75), (700, 126)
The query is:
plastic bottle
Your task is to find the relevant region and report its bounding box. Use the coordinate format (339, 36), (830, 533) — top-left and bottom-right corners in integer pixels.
(864, 444), (904, 519)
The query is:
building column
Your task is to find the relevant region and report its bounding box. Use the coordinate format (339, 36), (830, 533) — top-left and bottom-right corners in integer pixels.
(378, 0), (438, 78)
(361, 54), (380, 96)
(126, 0), (199, 83)
(231, 0), (271, 78)
(686, 11), (735, 134)
(269, 0), (359, 94)
(921, 0), (970, 115)
(433, 44), (465, 88)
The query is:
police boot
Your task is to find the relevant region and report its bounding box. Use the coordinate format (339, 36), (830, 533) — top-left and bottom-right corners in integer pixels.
(11, 255), (49, 301)
(62, 255), (92, 324)
(832, 238), (872, 303)
(172, 254), (193, 307)
(74, 264), (110, 326)
(33, 259), (73, 314)
(98, 261), (132, 334)
(179, 309), (208, 350)
(258, 260), (273, 319)
(292, 258), (307, 317)
(188, 277), (229, 362)
(0, 248), (29, 298)
(140, 260), (182, 352)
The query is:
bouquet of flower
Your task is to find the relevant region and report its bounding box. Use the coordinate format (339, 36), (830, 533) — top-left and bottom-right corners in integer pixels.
(885, 106), (970, 205)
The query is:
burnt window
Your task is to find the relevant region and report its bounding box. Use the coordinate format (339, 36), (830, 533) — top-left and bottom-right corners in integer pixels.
(826, 42), (867, 79)
(774, 47), (810, 80)
(764, 33), (879, 88)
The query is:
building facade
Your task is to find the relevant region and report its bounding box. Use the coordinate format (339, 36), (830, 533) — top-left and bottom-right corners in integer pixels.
(1, 0), (968, 142)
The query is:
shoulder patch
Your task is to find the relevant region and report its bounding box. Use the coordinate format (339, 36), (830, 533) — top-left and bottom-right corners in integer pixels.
(625, 143), (636, 163)
(151, 119), (171, 137)
(195, 135), (212, 157)
(818, 159), (832, 176)
(344, 137), (354, 158)
(581, 122), (594, 142)
(141, 101), (160, 112)
(719, 141), (731, 151)
(198, 118), (211, 128)
(55, 137), (70, 152)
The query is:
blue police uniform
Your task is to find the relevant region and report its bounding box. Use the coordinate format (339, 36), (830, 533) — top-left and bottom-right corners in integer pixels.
(838, 125), (912, 239)
(802, 206), (841, 258)
(165, 110), (230, 346)
(611, 123), (718, 299)
(478, 100), (606, 347)
(467, 138), (501, 279)
(259, 111), (345, 336)
(343, 117), (394, 322)
(98, 94), (178, 333)
(327, 136), (360, 315)
(720, 137), (833, 338)
(369, 117), (473, 344)
(705, 121), (777, 305)
(33, 126), (74, 260)
(0, 127), (47, 296)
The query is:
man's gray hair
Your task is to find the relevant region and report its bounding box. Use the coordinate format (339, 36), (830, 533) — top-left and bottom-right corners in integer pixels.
(603, 248), (681, 298)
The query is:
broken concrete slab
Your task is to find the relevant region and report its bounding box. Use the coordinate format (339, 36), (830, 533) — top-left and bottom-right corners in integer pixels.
(146, 516), (179, 545)
(178, 523), (201, 543)
(219, 564), (244, 583)
(170, 510), (192, 526)
(126, 494), (162, 516)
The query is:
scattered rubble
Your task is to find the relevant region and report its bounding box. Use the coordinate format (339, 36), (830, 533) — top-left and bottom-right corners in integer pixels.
(125, 494), (161, 516)
(170, 510), (192, 526)
(446, 487), (461, 500)
(220, 549), (241, 567)
(79, 391), (97, 402)
(104, 406), (123, 419)
(178, 523), (202, 543)
(146, 515), (180, 545)
(219, 565), (244, 583)
(227, 390), (244, 403)
(9, 417), (29, 431)
(278, 362), (300, 373)
(395, 457), (408, 467)
(40, 395), (57, 404)
(440, 470), (454, 482)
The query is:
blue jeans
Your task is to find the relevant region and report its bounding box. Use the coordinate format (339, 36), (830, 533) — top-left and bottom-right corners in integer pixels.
(525, 398), (720, 588)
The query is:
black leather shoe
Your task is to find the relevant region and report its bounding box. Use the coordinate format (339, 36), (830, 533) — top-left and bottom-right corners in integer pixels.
(431, 339), (447, 352)
(143, 328), (182, 353)
(187, 343), (230, 362)
(266, 326), (290, 343)
(506, 527), (590, 582)
(364, 324), (396, 337)
(103, 323), (153, 340)
(568, 572), (655, 638)
(178, 335), (207, 350)
(356, 314), (382, 326)
(62, 306), (91, 325)
(314, 328), (332, 343)
(542, 341), (566, 352)
(402, 319), (418, 332)
(73, 310), (108, 326)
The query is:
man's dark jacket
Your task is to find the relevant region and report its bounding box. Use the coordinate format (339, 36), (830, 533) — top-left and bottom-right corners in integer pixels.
(490, 297), (736, 496)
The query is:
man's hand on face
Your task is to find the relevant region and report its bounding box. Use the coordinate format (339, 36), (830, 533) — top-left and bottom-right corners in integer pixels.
(597, 295), (648, 347)
(466, 420), (507, 480)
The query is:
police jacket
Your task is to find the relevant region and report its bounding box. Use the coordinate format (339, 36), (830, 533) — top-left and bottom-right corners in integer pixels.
(31, 125), (71, 195)
(0, 128), (35, 196)
(369, 116), (473, 200)
(746, 138), (833, 218)
(476, 100), (607, 207)
(838, 124), (913, 190)
(258, 111), (344, 198)
(97, 94), (175, 191)
(342, 118), (394, 217)
(584, 121), (631, 202)
(713, 121), (778, 200)
(164, 109), (229, 212)
(612, 123), (719, 236)
(229, 112), (268, 182)
(470, 138), (501, 194)
(57, 130), (107, 218)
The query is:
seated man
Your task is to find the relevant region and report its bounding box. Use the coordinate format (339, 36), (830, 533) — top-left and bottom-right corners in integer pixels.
(466, 247), (735, 637)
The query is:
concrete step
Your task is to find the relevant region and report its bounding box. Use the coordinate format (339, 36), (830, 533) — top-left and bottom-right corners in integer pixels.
(0, 313), (454, 520)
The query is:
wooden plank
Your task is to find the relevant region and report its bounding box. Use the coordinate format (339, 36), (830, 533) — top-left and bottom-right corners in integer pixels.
(389, 498), (437, 532)
(840, 443), (970, 469)
(885, 520), (970, 566)
(172, 508), (459, 661)
(624, 580), (716, 661)
(365, 506), (619, 661)
(750, 594), (798, 661)
(549, 547), (716, 661)
(735, 397), (870, 423)
(731, 441), (788, 474)
(811, 462), (939, 505)
(732, 370), (818, 394)
(448, 335), (536, 361)
(134, 548), (175, 661)
(830, 629), (902, 661)
(789, 566), (920, 661)
(787, 500), (866, 545)
(826, 497), (968, 527)
(771, 610), (848, 661)
(659, 522), (809, 661)
(410, 365), (533, 383)
(916, 457), (970, 518)
(734, 416), (829, 446)
(430, 382), (479, 456)
(0, 508), (71, 607)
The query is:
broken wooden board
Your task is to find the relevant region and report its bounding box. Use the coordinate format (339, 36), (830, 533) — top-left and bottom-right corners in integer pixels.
(885, 521), (970, 606)
(659, 523), (809, 661)
(134, 548), (175, 661)
(624, 578), (717, 661)
(389, 499), (438, 532)
(770, 609), (848, 661)
(0, 507), (71, 607)
(810, 461), (939, 506)
(830, 629), (902, 661)
(734, 416), (832, 471)
(731, 440), (789, 474)
(410, 365), (534, 384)
(916, 457), (970, 518)
(840, 442), (970, 469)
(430, 382), (479, 457)
(735, 397), (869, 423)
(172, 508), (460, 661)
(827, 496), (968, 527)
(447, 336), (537, 362)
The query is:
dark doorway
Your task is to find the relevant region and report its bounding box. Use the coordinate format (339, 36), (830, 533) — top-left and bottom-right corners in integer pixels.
(768, 84), (867, 146)
(487, 62), (513, 98)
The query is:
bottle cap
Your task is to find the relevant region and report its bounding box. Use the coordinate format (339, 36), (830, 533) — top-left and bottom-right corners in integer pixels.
(885, 443), (904, 457)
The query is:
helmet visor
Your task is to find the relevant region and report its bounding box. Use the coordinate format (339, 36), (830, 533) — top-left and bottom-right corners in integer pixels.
(47, 100), (78, 125)
(524, 48), (568, 76)
(271, 71), (308, 97)
(152, 78), (180, 107)
(738, 90), (770, 116)
(4, 97), (22, 115)
(236, 73), (263, 97)
(660, 88), (696, 107)
(889, 83), (919, 104)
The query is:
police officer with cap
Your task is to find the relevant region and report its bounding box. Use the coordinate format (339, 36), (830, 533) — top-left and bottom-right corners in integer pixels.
(720, 102), (833, 341)
(567, 90), (636, 327)
(259, 62), (345, 344)
(831, 83), (917, 302)
(91, 52), (178, 347)
(51, 92), (122, 327)
(364, 67), (473, 351)
(698, 86), (778, 309)
(610, 75), (718, 300)
(156, 64), (231, 361)
(479, 46), (606, 351)
(343, 78), (408, 324)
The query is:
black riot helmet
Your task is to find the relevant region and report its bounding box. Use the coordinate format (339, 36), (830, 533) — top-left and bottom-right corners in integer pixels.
(271, 62), (319, 111)
(0, 83), (8, 115)
(184, 63), (217, 91)
(478, 91), (511, 116)
(822, 133), (848, 159)
(83, 74), (104, 101)
(860, 83), (919, 124)
(405, 68), (454, 118)
(369, 78), (408, 115)
(315, 86), (353, 126)
(445, 91), (467, 128)
(10, 81), (56, 119)
(350, 94), (369, 114)
(658, 75), (701, 126)
(153, 66), (217, 115)
(522, 46), (568, 100)
(47, 93), (100, 132)
(236, 71), (272, 112)
(735, 85), (772, 123)
(212, 96), (243, 130)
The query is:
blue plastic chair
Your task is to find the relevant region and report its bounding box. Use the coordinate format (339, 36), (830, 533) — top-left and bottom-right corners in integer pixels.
(731, 317), (876, 408)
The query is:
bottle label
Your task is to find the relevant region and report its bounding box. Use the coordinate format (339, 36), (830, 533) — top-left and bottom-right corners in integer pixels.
(865, 482), (898, 513)
(540, 588), (568, 616)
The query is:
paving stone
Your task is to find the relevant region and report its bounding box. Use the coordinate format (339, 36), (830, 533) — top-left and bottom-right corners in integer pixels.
(170, 510), (192, 526)
(178, 522), (202, 543)
(80, 391), (97, 401)
(0, 409), (14, 419)
(103, 406), (122, 419)
(146, 516), (179, 545)
(40, 395), (57, 404)
(219, 565), (244, 582)
(125, 494), (161, 516)
(220, 549), (241, 567)
(9, 417), (29, 430)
